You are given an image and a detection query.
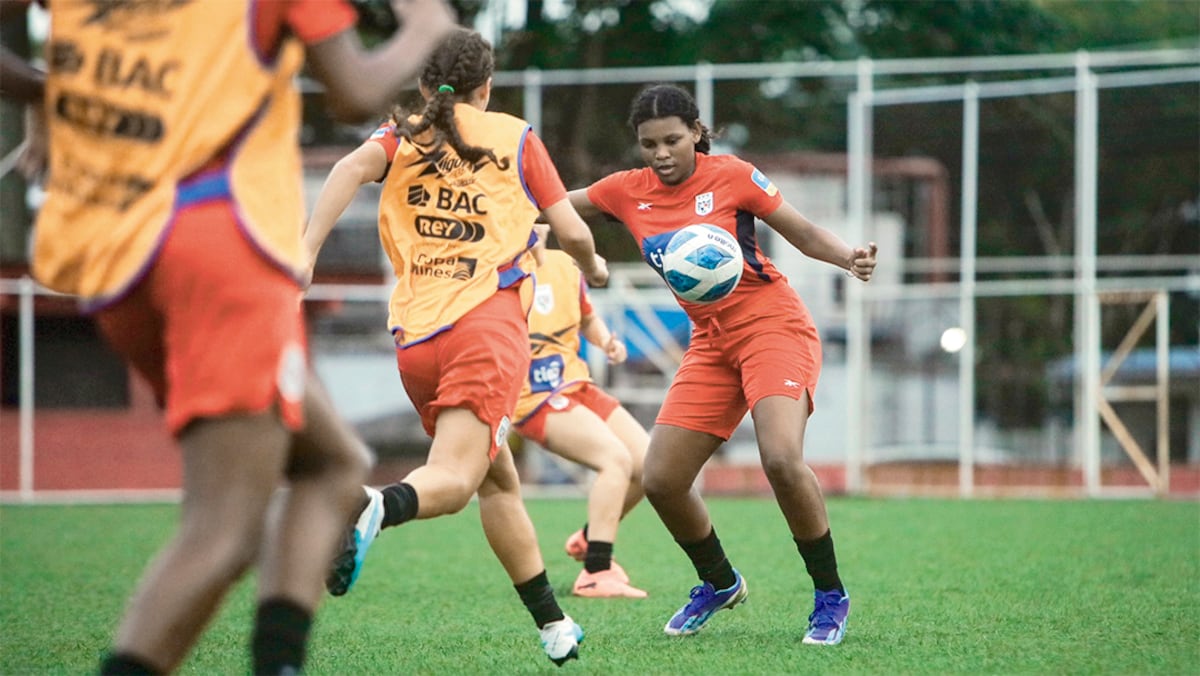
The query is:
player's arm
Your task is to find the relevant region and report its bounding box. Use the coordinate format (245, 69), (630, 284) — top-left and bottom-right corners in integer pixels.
(303, 142), (389, 282)
(580, 311), (626, 364)
(542, 199), (608, 288)
(304, 0), (456, 123)
(567, 187), (606, 221)
(522, 132), (608, 287)
(762, 201), (878, 282)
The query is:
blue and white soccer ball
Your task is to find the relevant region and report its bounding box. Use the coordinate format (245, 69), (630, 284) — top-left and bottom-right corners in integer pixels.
(661, 224), (744, 304)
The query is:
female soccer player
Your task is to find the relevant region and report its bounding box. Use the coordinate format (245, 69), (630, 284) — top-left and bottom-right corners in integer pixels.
(568, 83), (877, 646)
(303, 28), (606, 666)
(514, 226), (650, 599)
(2, 1), (456, 674)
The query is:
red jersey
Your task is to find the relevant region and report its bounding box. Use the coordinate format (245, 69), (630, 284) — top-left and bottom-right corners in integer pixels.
(586, 153), (788, 323)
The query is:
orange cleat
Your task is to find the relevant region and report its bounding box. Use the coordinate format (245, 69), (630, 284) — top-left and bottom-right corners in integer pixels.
(572, 568), (648, 599)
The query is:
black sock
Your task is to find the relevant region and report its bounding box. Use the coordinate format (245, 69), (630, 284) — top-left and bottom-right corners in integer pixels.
(99, 652), (160, 675)
(251, 597), (312, 676)
(794, 529), (844, 593)
(380, 482), (418, 529)
(677, 527), (737, 590)
(513, 570), (565, 629)
(583, 540), (613, 573)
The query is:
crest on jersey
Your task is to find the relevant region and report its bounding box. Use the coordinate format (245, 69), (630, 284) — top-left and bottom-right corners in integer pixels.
(533, 281), (555, 315)
(695, 192), (713, 216)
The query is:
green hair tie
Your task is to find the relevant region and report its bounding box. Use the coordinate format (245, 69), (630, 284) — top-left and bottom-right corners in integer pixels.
(437, 84), (455, 94)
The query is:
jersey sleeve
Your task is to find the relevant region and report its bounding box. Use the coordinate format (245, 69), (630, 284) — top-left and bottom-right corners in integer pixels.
(520, 131), (567, 209)
(585, 172), (627, 221)
(255, 0), (357, 55)
(366, 120), (400, 160)
(285, 0), (358, 44)
(733, 159), (785, 217)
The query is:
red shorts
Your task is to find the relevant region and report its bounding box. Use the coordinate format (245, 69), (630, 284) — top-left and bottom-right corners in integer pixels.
(395, 287), (529, 460)
(93, 200), (307, 436)
(514, 381), (621, 446)
(657, 293), (821, 440)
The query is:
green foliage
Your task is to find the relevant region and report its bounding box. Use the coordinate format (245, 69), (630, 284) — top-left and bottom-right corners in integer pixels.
(2, 498), (1198, 674)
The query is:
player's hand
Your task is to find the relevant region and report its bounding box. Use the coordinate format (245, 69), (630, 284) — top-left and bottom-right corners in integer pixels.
(603, 335), (627, 365)
(391, 0), (457, 36)
(582, 254), (608, 288)
(847, 242), (877, 282)
(531, 223), (550, 266)
(300, 256), (317, 290)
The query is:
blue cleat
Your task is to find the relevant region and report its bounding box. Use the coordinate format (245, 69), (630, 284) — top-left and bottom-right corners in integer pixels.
(802, 588), (850, 645)
(663, 570), (748, 636)
(325, 486), (384, 596)
(540, 615), (584, 666)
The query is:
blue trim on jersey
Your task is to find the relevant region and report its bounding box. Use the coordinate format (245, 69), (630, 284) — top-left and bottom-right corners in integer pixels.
(498, 265), (528, 288)
(517, 126), (536, 206)
(736, 210), (771, 281)
(177, 171), (232, 206)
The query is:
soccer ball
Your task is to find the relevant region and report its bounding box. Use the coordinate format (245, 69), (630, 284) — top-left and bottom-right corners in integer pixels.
(661, 224), (744, 304)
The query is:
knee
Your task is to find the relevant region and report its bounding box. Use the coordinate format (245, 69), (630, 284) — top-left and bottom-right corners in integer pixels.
(433, 474), (478, 515)
(760, 444), (805, 486)
(598, 447), (634, 480)
(641, 466), (679, 505)
(178, 518), (258, 582)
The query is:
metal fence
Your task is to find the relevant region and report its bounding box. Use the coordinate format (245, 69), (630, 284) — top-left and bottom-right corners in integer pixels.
(3, 46), (1198, 501)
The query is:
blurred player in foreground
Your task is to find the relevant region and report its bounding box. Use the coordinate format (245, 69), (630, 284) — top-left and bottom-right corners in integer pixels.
(515, 225), (650, 599)
(568, 83), (877, 646)
(1, 0), (455, 673)
(302, 28), (606, 666)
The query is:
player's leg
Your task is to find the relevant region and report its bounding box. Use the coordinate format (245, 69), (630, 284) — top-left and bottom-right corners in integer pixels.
(561, 402), (648, 566)
(751, 394), (829, 539)
(478, 443), (583, 665)
(98, 200), (325, 673)
(543, 406), (631, 546)
(108, 413), (291, 673)
(751, 393), (849, 645)
(603, 404), (649, 517)
(645, 424), (747, 635)
(742, 312), (849, 645)
(325, 406), (494, 596)
(539, 405), (646, 597)
(254, 372), (372, 667)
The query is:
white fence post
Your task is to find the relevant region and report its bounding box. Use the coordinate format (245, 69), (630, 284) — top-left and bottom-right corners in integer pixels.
(845, 57), (873, 495)
(523, 67), (542, 136)
(19, 275), (35, 501)
(959, 81), (979, 498)
(1074, 50), (1102, 496)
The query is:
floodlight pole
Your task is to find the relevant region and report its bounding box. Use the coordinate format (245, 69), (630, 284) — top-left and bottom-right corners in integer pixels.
(845, 58), (873, 495)
(959, 82), (979, 498)
(1074, 51), (1102, 496)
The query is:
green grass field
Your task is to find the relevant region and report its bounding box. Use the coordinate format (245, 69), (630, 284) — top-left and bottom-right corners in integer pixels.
(2, 497), (1198, 674)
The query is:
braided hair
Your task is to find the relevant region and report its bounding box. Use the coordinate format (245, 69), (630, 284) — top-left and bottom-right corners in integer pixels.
(627, 84), (713, 155)
(392, 28), (509, 170)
